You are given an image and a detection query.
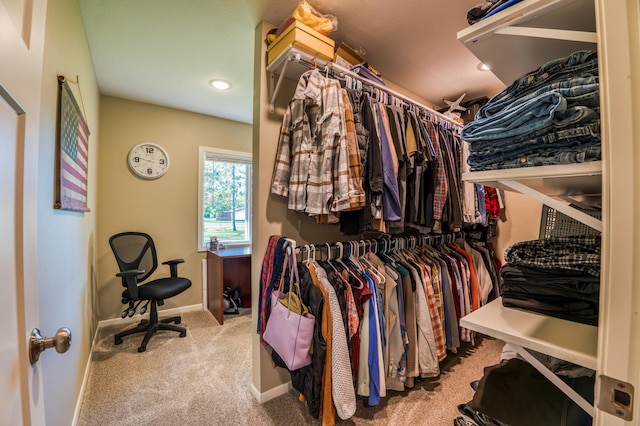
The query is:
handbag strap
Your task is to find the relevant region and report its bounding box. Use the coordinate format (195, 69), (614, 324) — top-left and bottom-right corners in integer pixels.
(280, 246), (303, 317)
(289, 251), (301, 306)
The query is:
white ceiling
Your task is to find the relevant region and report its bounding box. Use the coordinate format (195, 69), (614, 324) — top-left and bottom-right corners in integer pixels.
(79, 0), (506, 124)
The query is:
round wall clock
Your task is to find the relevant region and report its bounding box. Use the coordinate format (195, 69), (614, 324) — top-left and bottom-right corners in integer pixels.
(127, 142), (170, 179)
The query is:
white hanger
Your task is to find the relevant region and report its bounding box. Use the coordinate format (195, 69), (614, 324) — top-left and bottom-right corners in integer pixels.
(358, 240), (385, 284)
(284, 238), (297, 257)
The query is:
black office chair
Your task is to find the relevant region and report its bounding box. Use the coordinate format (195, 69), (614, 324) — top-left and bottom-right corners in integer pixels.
(109, 231), (192, 352)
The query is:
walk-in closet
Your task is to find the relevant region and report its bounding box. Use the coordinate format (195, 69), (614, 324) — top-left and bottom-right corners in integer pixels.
(251, 1), (640, 425)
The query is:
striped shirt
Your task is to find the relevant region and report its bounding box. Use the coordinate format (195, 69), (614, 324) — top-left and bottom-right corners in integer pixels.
(271, 70), (362, 218)
(426, 121), (449, 225)
(339, 88), (366, 211)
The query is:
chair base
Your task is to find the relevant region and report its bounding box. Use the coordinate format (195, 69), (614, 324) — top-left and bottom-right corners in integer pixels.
(114, 301), (187, 352)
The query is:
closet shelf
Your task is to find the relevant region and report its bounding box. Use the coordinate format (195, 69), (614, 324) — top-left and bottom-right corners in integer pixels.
(462, 161), (602, 194)
(461, 298), (597, 415)
(457, 0), (596, 84)
(461, 298), (598, 369)
(462, 161), (602, 231)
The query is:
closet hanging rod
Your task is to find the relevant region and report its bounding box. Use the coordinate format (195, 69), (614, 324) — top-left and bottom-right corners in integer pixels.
(329, 64), (461, 129)
(267, 45), (462, 128)
(286, 231), (466, 259)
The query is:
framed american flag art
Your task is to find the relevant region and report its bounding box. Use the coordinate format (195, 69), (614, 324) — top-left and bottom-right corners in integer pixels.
(54, 75), (90, 212)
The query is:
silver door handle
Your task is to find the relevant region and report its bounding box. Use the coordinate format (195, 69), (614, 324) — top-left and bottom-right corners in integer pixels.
(29, 327), (72, 365)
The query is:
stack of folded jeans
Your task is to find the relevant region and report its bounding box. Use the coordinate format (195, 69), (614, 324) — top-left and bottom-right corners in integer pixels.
(500, 235), (601, 325)
(462, 50), (601, 171)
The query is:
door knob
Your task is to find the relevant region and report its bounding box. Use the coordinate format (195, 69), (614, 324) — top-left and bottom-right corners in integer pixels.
(29, 327), (72, 365)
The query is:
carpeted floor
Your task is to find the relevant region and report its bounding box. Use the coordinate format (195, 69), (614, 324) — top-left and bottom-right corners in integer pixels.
(77, 309), (504, 426)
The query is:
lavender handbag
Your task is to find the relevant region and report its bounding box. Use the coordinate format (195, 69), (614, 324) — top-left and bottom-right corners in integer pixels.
(263, 253), (315, 371)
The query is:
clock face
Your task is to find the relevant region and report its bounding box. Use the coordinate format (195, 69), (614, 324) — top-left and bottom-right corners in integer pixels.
(128, 143), (170, 179)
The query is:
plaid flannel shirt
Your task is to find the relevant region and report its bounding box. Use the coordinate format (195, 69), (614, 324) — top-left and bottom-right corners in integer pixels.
(426, 121), (449, 223)
(339, 88), (366, 210)
(271, 70), (354, 218)
(505, 235), (601, 277)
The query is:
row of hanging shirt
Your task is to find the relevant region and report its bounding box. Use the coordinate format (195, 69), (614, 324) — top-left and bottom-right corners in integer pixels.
(270, 68), (504, 236)
(258, 234), (502, 424)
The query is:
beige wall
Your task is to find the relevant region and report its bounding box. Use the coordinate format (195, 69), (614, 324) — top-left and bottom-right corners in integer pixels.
(494, 191), (542, 262)
(37, 1), (101, 424)
(251, 21), (347, 395)
(96, 96), (252, 321)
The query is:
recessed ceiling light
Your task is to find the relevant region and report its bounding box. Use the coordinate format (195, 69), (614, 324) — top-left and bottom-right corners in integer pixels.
(210, 79), (231, 90)
(478, 63), (491, 71)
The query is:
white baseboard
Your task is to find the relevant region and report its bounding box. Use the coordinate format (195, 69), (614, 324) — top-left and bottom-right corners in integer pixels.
(71, 319), (102, 426)
(250, 381), (292, 404)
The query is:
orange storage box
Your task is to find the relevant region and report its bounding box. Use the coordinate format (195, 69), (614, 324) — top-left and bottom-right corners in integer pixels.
(267, 20), (335, 65)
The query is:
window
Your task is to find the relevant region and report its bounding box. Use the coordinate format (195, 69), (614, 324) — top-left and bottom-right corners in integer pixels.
(198, 146), (252, 250)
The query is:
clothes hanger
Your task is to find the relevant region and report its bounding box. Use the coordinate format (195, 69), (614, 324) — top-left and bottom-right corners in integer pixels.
(377, 237), (395, 264)
(301, 244), (310, 264)
(335, 242), (358, 281)
(358, 240), (385, 283)
(284, 238), (297, 259)
(347, 240), (364, 270)
(324, 242), (340, 272)
(309, 244), (316, 263)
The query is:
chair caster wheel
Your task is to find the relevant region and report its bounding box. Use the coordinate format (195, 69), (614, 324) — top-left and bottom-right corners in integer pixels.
(180, 331), (187, 338)
(115, 338), (123, 345)
(138, 346), (146, 352)
(176, 319), (181, 324)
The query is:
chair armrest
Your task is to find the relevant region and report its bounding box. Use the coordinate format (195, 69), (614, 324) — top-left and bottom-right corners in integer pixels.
(162, 259), (185, 277)
(116, 269), (145, 299)
(116, 269), (145, 278)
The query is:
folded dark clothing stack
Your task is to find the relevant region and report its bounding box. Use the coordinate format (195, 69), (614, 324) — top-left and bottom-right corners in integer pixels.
(501, 294), (599, 326)
(500, 236), (600, 325)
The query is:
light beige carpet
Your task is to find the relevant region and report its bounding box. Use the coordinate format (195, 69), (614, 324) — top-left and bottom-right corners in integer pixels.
(77, 309), (504, 425)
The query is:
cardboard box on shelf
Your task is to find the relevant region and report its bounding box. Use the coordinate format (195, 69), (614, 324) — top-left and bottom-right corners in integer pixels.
(334, 42), (365, 69)
(267, 20), (335, 65)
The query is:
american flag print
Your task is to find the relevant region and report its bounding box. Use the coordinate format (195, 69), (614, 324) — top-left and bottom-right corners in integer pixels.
(56, 79), (90, 211)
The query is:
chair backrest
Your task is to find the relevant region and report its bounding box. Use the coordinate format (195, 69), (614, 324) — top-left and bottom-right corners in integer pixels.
(109, 232), (158, 284)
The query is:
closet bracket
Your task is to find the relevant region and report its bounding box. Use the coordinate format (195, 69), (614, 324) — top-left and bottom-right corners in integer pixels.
(266, 45), (331, 113)
(498, 179), (602, 232)
(268, 55), (290, 113)
(511, 343), (594, 417)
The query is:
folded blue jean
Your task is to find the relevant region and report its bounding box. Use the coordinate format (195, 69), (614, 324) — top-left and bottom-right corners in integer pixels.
(469, 136), (601, 167)
(469, 144), (601, 171)
(477, 50), (598, 119)
(462, 81), (599, 142)
(495, 75), (600, 115)
(467, 116), (600, 165)
(467, 106), (599, 149)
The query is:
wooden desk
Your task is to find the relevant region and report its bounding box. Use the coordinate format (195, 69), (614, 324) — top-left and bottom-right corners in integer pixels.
(206, 247), (251, 325)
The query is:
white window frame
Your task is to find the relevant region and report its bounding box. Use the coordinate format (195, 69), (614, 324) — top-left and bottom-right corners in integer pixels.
(198, 146), (252, 251)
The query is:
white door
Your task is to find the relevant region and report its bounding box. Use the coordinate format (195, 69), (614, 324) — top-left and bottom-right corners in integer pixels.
(0, 0), (48, 424)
